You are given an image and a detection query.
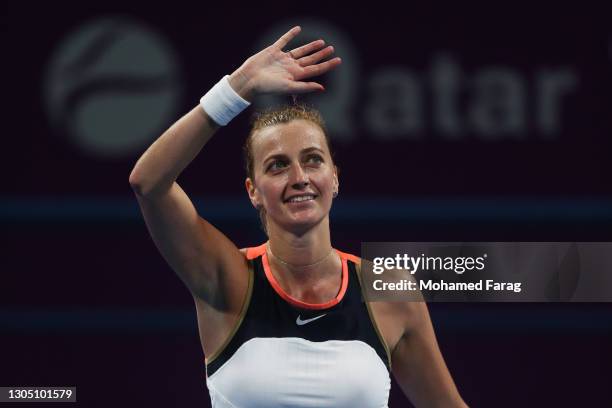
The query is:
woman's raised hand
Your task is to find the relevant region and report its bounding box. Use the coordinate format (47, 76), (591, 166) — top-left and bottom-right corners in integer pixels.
(228, 26), (341, 101)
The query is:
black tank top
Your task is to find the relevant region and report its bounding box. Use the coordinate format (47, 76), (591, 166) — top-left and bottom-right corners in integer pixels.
(204, 244), (392, 408)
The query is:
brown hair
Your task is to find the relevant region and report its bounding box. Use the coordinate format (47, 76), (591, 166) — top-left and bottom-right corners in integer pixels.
(243, 104), (335, 234)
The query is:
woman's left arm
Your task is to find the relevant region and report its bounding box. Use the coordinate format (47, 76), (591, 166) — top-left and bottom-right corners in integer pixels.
(390, 301), (469, 408)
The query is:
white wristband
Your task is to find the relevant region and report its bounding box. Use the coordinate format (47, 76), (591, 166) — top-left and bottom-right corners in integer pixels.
(200, 75), (251, 126)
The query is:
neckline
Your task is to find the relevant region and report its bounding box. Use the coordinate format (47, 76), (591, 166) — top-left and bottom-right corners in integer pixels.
(261, 247), (349, 310)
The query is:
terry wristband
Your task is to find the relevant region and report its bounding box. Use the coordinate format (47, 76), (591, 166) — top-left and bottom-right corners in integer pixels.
(200, 75), (251, 126)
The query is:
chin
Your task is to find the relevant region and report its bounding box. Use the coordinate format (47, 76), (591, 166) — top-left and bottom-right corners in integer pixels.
(276, 212), (328, 234)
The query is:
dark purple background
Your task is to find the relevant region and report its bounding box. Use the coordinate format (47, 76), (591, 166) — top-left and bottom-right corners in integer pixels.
(2, 3), (612, 407)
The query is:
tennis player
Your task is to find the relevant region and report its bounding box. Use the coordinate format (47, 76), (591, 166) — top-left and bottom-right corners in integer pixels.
(129, 25), (467, 408)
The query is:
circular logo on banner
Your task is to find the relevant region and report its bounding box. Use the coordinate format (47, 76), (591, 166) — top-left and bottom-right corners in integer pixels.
(43, 17), (182, 158)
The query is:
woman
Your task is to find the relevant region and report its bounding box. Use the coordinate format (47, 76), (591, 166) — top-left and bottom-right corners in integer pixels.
(129, 26), (467, 408)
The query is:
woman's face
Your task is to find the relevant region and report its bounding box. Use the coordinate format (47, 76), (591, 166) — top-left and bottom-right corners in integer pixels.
(246, 119), (338, 234)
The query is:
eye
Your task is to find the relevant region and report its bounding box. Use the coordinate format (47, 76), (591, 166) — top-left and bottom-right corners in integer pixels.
(267, 159), (288, 172)
(305, 154), (323, 165)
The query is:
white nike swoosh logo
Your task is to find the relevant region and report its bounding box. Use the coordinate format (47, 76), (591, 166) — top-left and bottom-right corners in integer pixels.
(296, 314), (327, 326)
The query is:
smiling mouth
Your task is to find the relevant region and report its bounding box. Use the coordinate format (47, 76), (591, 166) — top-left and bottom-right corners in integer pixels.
(284, 194), (317, 203)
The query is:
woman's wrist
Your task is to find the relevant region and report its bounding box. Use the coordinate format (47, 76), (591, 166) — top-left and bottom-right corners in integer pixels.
(228, 69), (255, 102)
(200, 74), (251, 126)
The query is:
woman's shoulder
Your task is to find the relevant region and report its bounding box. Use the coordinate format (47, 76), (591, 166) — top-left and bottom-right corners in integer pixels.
(240, 244), (267, 260)
(335, 248), (361, 265)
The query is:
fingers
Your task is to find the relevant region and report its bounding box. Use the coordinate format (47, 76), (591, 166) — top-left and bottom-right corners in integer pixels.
(297, 45), (335, 67)
(287, 81), (325, 94)
(299, 57), (342, 79)
(273, 26), (301, 50)
(288, 39), (325, 59)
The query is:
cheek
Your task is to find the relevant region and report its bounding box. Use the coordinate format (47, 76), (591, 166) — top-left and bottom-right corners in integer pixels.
(313, 170), (335, 193)
(258, 179), (285, 204)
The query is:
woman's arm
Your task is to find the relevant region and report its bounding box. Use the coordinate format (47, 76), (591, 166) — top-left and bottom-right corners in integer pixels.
(128, 106), (242, 304)
(128, 26), (341, 305)
(391, 302), (469, 408)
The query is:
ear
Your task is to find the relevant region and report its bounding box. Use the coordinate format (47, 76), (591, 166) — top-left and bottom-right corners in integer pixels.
(245, 177), (262, 209)
(333, 165), (339, 192)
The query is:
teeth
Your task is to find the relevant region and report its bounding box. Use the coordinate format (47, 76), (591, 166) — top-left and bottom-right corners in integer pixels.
(288, 195), (315, 203)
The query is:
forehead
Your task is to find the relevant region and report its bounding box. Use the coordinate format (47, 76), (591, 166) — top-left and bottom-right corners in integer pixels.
(251, 119), (329, 161)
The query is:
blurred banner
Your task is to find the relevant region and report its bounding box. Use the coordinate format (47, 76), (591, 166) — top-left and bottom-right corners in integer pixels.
(3, 6), (612, 198)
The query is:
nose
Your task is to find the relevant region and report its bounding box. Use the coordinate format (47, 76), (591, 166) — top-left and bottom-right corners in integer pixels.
(289, 163), (309, 189)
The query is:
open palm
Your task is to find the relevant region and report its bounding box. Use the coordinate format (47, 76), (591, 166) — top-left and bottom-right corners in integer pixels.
(232, 26), (342, 97)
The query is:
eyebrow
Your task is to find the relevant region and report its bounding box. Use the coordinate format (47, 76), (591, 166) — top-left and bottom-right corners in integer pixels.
(262, 147), (325, 165)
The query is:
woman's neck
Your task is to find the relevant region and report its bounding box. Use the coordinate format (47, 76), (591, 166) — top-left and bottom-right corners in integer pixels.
(265, 217), (341, 296)
(266, 217), (333, 269)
